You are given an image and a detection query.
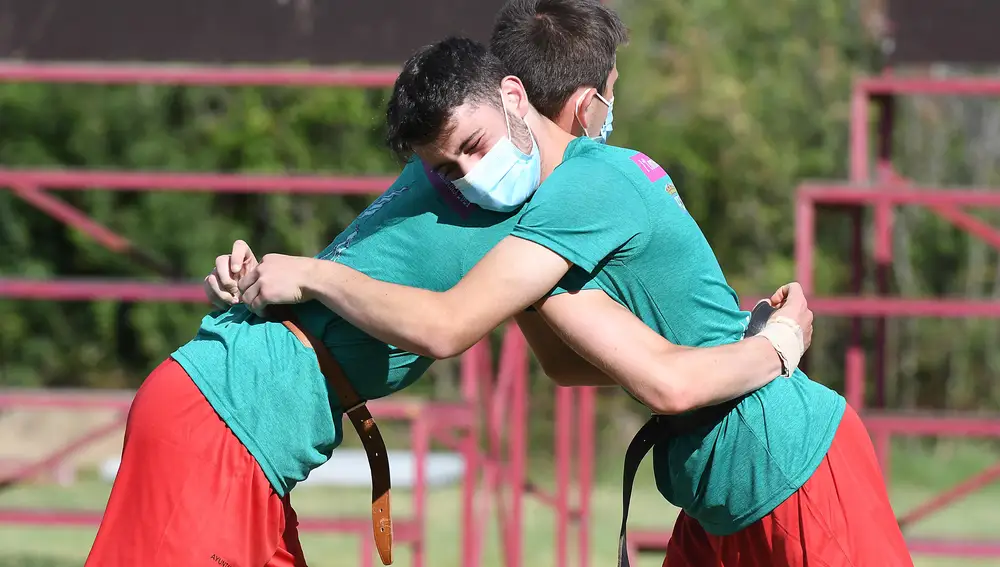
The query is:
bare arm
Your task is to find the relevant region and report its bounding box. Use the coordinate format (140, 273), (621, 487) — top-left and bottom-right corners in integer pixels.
(237, 238), (808, 413)
(515, 310), (617, 387)
(534, 290), (792, 414)
(296, 236), (573, 359)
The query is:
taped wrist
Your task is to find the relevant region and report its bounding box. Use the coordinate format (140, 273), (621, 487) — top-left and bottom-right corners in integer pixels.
(758, 316), (804, 378)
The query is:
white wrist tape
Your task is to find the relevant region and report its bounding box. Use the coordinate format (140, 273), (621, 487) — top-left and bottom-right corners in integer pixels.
(758, 316), (804, 378)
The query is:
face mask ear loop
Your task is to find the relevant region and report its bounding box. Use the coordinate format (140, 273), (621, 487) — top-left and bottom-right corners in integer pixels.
(574, 88), (594, 138)
(500, 89), (513, 140)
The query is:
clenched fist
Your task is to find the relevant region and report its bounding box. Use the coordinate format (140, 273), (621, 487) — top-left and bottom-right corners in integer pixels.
(766, 282), (814, 351)
(203, 239), (258, 309)
(237, 254), (317, 316)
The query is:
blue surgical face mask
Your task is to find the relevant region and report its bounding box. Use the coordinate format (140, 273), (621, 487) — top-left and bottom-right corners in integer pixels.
(575, 89), (614, 144)
(599, 97), (614, 143)
(451, 93), (542, 212)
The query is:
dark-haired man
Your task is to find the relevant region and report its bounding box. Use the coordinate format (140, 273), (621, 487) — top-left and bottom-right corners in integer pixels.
(241, 37), (912, 567)
(86, 2), (811, 567)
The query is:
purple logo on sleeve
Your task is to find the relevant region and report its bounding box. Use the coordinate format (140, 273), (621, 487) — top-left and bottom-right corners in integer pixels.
(423, 161), (472, 218)
(630, 153), (667, 183)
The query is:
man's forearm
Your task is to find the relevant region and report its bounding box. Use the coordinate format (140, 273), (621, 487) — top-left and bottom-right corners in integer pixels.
(303, 259), (472, 359)
(653, 337), (782, 413)
(299, 236), (573, 360)
(536, 291), (783, 414)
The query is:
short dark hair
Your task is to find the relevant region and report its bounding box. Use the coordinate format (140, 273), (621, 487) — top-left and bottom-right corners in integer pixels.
(490, 0), (628, 120)
(385, 37), (507, 160)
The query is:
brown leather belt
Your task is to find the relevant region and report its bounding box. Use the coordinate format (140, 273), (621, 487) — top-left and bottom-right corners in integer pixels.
(272, 306), (394, 565)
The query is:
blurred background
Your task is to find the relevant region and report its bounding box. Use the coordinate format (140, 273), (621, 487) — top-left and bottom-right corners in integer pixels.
(2, 0), (1000, 565)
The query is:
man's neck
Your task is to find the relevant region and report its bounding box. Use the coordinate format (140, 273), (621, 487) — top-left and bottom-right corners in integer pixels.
(526, 114), (578, 183)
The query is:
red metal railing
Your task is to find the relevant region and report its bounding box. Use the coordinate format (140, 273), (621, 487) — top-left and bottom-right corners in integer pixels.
(0, 62), (399, 87)
(799, 75), (1000, 561)
(795, 182), (1000, 559)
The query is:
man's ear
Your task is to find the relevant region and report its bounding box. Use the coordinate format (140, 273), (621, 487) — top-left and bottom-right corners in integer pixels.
(500, 75), (531, 118)
(577, 87), (597, 129)
(548, 86), (594, 136)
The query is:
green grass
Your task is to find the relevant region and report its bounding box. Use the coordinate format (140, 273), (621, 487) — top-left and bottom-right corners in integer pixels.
(2, 441), (999, 566)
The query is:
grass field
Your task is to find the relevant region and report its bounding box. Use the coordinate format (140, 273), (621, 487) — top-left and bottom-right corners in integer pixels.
(1, 441), (999, 566)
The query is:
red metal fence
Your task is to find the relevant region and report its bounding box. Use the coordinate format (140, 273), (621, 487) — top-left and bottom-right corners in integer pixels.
(804, 74), (1000, 559)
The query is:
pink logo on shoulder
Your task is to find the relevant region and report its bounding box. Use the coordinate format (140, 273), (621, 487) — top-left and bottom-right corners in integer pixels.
(630, 153), (667, 183)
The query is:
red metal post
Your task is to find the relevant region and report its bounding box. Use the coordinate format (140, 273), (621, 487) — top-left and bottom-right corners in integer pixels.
(460, 344), (484, 567)
(504, 325), (528, 567)
(410, 414), (430, 567)
(875, 429), (892, 487)
(794, 192), (815, 295)
(361, 534), (375, 567)
(873, 93), (897, 408)
(844, 347), (866, 411)
(847, 81), (872, 406)
(475, 339), (505, 565)
(850, 83), (870, 183)
(849, 205), (866, 376)
(577, 387), (596, 567)
(555, 386), (572, 567)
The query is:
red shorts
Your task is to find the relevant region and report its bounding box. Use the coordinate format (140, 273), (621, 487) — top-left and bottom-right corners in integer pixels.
(663, 404), (913, 567)
(86, 358), (308, 567)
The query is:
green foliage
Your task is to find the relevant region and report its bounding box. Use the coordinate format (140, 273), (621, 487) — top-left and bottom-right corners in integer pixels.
(0, 84), (397, 387)
(611, 0), (878, 394)
(614, 0), (871, 282)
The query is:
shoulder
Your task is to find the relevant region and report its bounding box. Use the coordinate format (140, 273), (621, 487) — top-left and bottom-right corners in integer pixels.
(553, 142), (628, 180)
(539, 145), (650, 210)
(555, 142), (669, 189)
(365, 159), (451, 216)
(384, 159), (434, 195)
(586, 144), (673, 189)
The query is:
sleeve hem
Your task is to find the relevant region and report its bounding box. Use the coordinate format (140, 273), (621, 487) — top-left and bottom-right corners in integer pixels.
(509, 226), (599, 272)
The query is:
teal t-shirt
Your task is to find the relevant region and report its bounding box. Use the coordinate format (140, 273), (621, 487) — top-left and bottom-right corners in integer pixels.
(172, 159), (522, 496)
(511, 137), (847, 535)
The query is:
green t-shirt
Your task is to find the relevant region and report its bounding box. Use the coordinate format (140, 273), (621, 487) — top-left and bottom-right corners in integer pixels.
(512, 137), (846, 535)
(172, 159), (522, 496)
